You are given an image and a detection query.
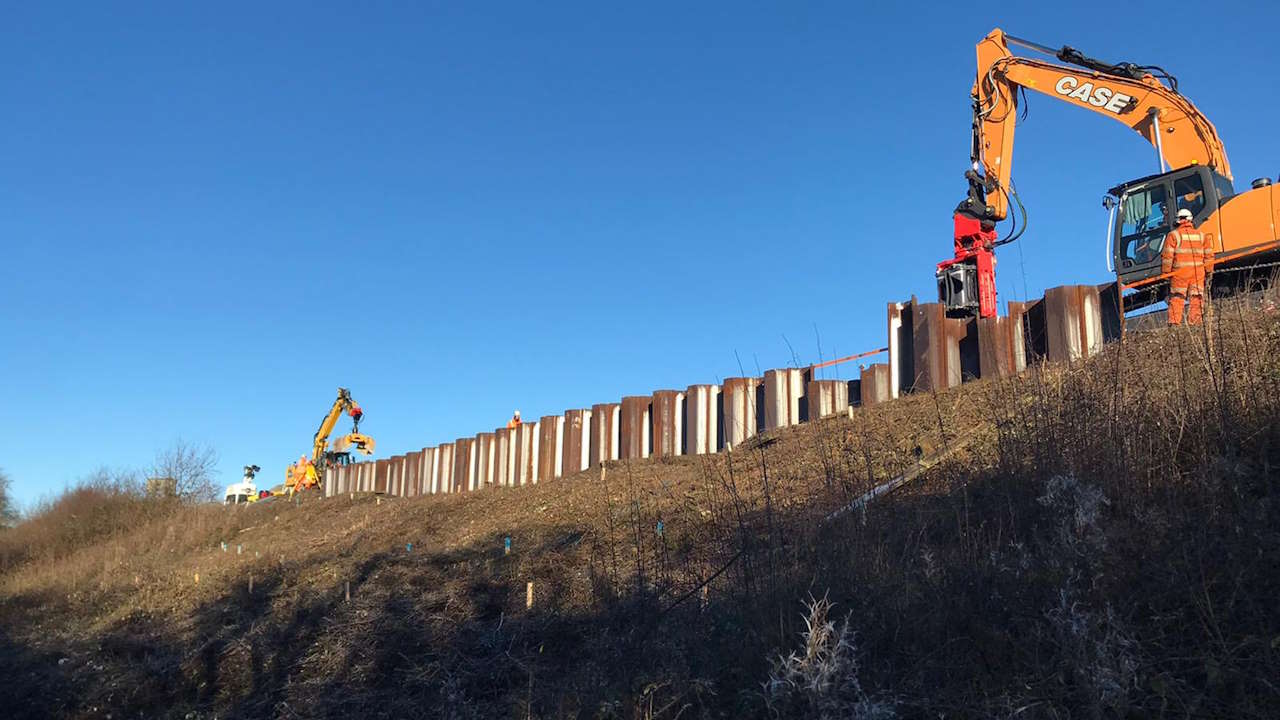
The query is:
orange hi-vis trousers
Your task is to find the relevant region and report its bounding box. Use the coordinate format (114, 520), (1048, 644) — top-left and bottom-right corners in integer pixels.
(1168, 278), (1204, 325)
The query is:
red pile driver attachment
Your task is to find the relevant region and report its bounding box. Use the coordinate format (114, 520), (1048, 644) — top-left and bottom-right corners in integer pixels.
(937, 212), (999, 318)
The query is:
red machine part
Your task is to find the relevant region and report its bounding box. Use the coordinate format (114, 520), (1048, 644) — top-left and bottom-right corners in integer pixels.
(938, 213), (999, 318)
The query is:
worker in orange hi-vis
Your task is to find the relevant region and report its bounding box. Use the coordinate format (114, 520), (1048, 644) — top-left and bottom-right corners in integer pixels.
(1161, 208), (1214, 325)
(286, 456), (306, 495)
(506, 410), (522, 429)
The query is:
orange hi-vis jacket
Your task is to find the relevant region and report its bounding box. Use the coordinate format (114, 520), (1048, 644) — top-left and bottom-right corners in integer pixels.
(1161, 220), (1213, 290)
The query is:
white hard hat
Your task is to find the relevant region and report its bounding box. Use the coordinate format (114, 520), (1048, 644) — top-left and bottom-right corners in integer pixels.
(1177, 208), (1194, 221)
(513, 409), (520, 416)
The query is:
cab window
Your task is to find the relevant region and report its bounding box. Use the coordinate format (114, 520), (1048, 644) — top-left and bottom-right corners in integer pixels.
(1174, 174), (1206, 219)
(1121, 184), (1167, 236)
(1212, 172), (1234, 205)
(1117, 184), (1170, 267)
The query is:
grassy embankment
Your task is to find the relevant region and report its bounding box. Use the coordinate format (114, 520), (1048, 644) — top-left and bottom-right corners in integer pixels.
(2, 295), (1278, 719)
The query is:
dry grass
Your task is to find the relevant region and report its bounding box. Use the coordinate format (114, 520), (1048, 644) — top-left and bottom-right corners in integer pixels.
(1, 295), (1278, 719)
(0, 473), (154, 574)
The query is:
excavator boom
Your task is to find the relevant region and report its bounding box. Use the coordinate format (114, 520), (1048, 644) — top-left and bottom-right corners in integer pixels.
(310, 387), (357, 465)
(939, 28), (1273, 319)
(968, 28), (1230, 224)
(284, 387), (375, 493)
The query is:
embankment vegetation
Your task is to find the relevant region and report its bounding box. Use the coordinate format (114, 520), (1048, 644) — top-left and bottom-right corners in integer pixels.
(2, 297), (1277, 718)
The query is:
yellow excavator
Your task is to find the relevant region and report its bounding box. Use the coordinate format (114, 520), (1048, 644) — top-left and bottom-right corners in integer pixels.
(939, 28), (1279, 317)
(283, 387), (376, 494)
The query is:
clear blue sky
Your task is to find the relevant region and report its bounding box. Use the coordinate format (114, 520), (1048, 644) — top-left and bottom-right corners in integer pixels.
(4, 2), (1277, 508)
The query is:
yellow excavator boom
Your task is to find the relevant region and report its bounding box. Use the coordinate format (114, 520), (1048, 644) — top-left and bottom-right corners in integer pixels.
(284, 387), (375, 492)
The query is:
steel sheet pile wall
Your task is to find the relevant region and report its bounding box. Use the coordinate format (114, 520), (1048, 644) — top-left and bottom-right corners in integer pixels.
(762, 366), (803, 427)
(888, 300), (914, 400)
(1044, 285), (1104, 363)
(424, 448), (440, 491)
(451, 438), (474, 492)
(418, 449), (435, 495)
(515, 421), (539, 485)
(620, 396), (651, 460)
(321, 281), (1126, 501)
(403, 452), (418, 497)
(344, 464), (359, 495)
(1098, 282), (1125, 344)
(685, 384), (721, 455)
(493, 428), (513, 487)
(1009, 297), (1047, 361)
(977, 314), (1026, 379)
(763, 368), (805, 430)
(722, 377), (761, 449)
(590, 403), (620, 467)
(538, 415), (564, 482)
(435, 444), (454, 494)
(845, 380), (861, 408)
(911, 303), (965, 392)
(651, 390), (685, 458)
(807, 380), (849, 419)
(563, 409), (592, 474)
(337, 464), (350, 495)
(387, 456), (403, 496)
(474, 433), (495, 489)
(860, 365), (892, 406)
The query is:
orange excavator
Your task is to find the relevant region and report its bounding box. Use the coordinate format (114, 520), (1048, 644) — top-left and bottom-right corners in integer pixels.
(939, 28), (1279, 318)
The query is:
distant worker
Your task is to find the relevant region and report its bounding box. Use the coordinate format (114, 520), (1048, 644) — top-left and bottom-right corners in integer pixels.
(349, 404), (363, 432)
(507, 410), (522, 429)
(1161, 208), (1214, 325)
(287, 456), (308, 495)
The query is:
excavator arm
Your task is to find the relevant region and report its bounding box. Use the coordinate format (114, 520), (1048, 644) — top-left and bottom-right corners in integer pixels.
(311, 387), (375, 463)
(310, 387), (358, 465)
(964, 28), (1231, 224)
(284, 387), (375, 494)
(940, 28), (1235, 319)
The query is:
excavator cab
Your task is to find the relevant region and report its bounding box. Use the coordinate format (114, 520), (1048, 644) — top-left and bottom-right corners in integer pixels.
(1108, 165), (1234, 309)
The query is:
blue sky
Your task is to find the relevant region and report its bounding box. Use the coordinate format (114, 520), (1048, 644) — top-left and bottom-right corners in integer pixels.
(3, 2), (1277, 508)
